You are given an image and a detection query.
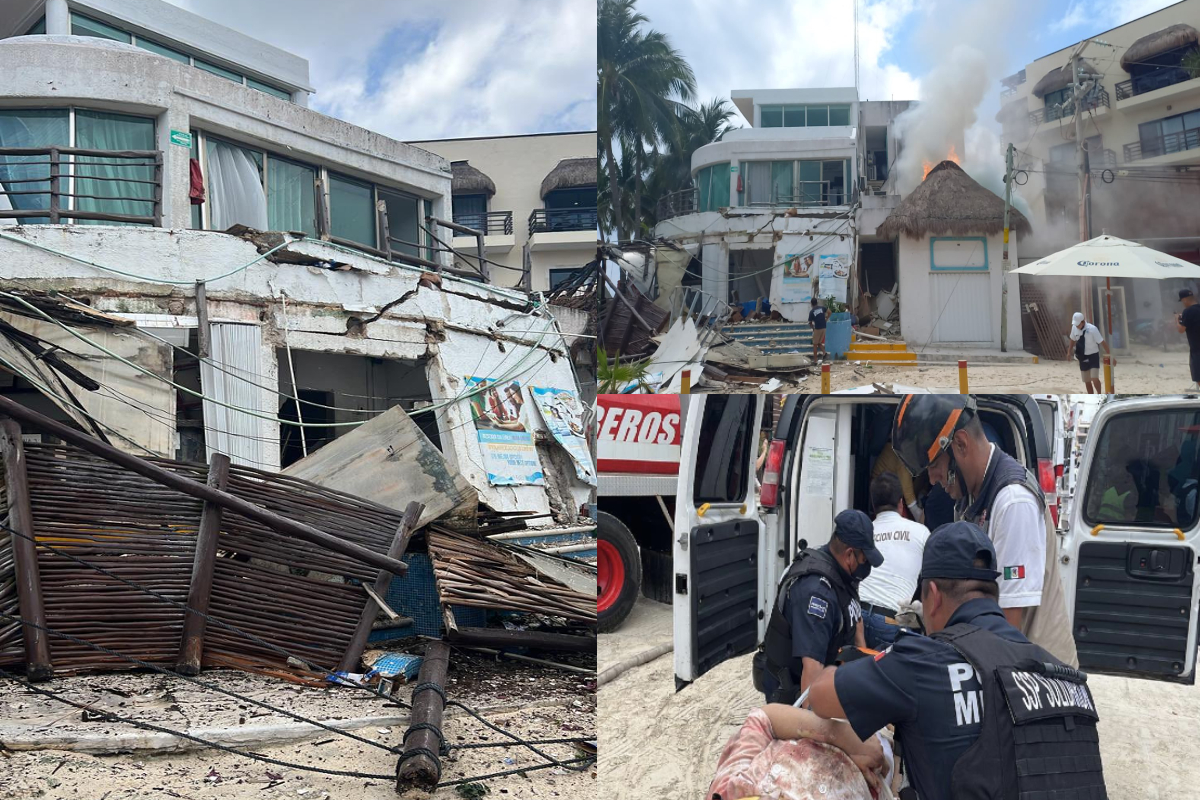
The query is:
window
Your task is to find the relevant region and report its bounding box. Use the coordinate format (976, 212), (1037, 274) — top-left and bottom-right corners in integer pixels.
(693, 395), (756, 504)
(380, 188), (420, 257)
(25, 16), (46, 35)
(694, 164), (729, 211)
(247, 78), (292, 101)
(783, 106), (806, 127)
(329, 173), (376, 247)
(798, 160), (821, 205)
(74, 110), (156, 225)
(829, 104), (851, 126)
(771, 161), (793, 203)
(822, 160), (845, 206)
(758, 104), (853, 128)
(544, 186), (597, 209)
(136, 38), (190, 64)
(195, 58), (243, 83)
(743, 159), (851, 206)
(0, 109), (69, 224)
(807, 105), (829, 126)
(1083, 407), (1200, 530)
(1139, 110), (1200, 158)
(452, 193), (488, 230)
(930, 237), (988, 271)
(267, 157), (317, 235)
(205, 137), (266, 231)
(760, 105), (783, 128)
(1043, 87), (1071, 111)
(70, 13), (131, 43)
(548, 267), (580, 290)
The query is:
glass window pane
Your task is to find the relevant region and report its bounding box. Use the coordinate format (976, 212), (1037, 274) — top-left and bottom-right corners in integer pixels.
(136, 38), (190, 64)
(381, 189), (419, 257)
(693, 395), (755, 504)
(247, 78), (292, 100)
(771, 161), (793, 203)
(267, 157), (317, 235)
(746, 162), (771, 205)
(26, 16), (46, 35)
(452, 193), (488, 231)
(329, 174), (376, 247)
(422, 198), (433, 261)
(710, 162), (730, 209)
(829, 105), (851, 126)
(1083, 408), (1200, 530)
(783, 106), (806, 127)
(205, 138), (267, 231)
(1162, 116), (1184, 134)
(70, 13), (132, 42)
(798, 161), (821, 182)
(807, 105), (829, 126)
(760, 106), (783, 128)
(1185, 111), (1200, 131)
(696, 166), (712, 212)
(74, 110), (156, 226)
(195, 58), (244, 83)
(823, 160), (846, 205)
(0, 109), (70, 223)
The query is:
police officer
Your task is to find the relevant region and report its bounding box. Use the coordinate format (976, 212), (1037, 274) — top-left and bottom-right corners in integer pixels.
(890, 394), (1078, 667)
(754, 509), (882, 704)
(803, 522), (1107, 800)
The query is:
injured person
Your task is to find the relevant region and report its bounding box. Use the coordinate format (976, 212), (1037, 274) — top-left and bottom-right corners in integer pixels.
(707, 704), (895, 800)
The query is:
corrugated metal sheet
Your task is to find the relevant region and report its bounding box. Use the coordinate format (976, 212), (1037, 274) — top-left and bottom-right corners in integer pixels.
(201, 323), (267, 468)
(932, 272), (992, 343)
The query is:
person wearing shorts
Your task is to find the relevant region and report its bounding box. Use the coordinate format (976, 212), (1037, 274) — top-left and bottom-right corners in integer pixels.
(808, 297), (827, 360)
(1063, 312), (1109, 393)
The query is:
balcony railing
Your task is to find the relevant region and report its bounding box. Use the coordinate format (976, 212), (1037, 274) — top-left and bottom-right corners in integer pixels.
(1028, 87), (1110, 125)
(0, 146), (163, 226)
(451, 210), (513, 236)
(1124, 126), (1200, 162)
(657, 187), (698, 220)
(528, 207), (598, 235)
(1115, 70), (1197, 101)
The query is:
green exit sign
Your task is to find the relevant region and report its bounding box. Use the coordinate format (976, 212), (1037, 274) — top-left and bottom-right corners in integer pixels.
(730, 165), (738, 173)
(169, 130), (193, 148)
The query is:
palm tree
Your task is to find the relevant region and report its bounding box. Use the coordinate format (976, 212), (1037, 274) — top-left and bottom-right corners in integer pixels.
(651, 98), (738, 204)
(598, 0), (695, 242)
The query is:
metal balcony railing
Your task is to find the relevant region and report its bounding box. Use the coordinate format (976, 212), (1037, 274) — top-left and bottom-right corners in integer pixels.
(657, 187), (698, 220)
(528, 207), (598, 235)
(0, 146), (163, 225)
(1029, 87), (1110, 126)
(1124, 126), (1200, 162)
(1115, 70), (1197, 101)
(451, 210), (513, 236)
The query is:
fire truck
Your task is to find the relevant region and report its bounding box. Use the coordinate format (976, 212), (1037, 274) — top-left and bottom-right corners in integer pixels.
(596, 394), (685, 632)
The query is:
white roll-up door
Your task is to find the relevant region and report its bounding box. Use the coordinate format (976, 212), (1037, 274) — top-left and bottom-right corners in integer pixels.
(931, 272), (992, 343)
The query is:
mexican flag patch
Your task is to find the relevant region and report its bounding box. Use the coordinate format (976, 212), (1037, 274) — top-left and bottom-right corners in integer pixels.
(1004, 565), (1025, 580)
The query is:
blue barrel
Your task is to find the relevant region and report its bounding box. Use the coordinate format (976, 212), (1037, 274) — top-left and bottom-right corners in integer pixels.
(825, 312), (853, 358)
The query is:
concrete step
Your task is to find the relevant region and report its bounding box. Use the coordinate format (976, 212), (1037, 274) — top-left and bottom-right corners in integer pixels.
(732, 335), (813, 347)
(724, 324), (813, 336)
(846, 349), (917, 362)
(847, 341), (909, 351)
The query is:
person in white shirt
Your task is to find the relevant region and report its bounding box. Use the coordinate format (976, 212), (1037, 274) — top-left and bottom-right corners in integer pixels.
(1063, 312), (1111, 394)
(857, 472), (931, 649)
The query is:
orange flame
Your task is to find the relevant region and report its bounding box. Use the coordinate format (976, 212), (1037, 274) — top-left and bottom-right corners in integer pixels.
(922, 145), (962, 180)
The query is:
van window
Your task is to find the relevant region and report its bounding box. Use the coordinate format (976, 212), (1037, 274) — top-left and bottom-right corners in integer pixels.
(1036, 400), (1055, 444)
(1083, 408), (1200, 530)
(694, 395), (755, 504)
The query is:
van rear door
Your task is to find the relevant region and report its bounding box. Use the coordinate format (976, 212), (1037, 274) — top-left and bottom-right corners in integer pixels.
(673, 395), (765, 689)
(1063, 397), (1200, 684)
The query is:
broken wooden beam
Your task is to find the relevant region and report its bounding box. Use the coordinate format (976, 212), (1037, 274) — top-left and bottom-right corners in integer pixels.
(447, 626), (596, 654)
(0, 395), (408, 578)
(337, 501), (424, 674)
(175, 453), (230, 676)
(395, 639), (450, 793)
(0, 418), (53, 681)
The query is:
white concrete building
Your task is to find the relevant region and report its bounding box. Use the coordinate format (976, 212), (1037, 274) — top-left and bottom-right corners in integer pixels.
(0, 0), (592, 521)
(410, 133), (598, 294)
(654, 87), (912, 323)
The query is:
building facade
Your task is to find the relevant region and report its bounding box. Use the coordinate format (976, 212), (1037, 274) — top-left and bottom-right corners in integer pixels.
(409, 132), (598, 294)
(0, 0), (592, 520)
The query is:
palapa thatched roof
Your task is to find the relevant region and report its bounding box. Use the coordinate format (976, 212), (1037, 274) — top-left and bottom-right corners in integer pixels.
(875, 160), (1032, 240)
(450, 161), (496, 197)
(1032, 59), (1100, 97)
(540, 157), (597, 198)
(1121, 23), (1198, 70)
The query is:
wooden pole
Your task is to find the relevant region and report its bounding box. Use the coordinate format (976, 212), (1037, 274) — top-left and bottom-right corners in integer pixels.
(336, 501), (424, 674)
(0, 396), (408, 577)
(0, 418), (53, 681)
(396, 639), (451, 793)
(175, 453), (230, 676)
(447, 626), (596, 653)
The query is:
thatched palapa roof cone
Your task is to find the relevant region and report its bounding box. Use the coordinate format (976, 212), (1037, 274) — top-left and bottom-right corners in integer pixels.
(1120, 24), (1198, 71)
(540, 157), (597, 198)
(450, 161), (497, 196)
(875, 160), (1032, 240)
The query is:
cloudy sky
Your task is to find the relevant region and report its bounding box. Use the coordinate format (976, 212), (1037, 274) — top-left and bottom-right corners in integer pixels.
(635, 0), (1185, 127)
(164, 0), (596, 141)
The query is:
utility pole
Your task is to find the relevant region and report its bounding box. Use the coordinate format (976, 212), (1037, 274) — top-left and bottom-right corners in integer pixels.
(1000, 142), (1015, 352)
(1072, 46), (1094, 320)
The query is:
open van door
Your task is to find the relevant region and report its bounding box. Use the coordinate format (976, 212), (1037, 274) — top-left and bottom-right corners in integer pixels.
(673, 395), (765, 690)
(1062, 396), (1200, 684)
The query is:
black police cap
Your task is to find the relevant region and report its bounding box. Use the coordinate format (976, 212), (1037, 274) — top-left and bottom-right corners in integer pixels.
(833, 509), (883, 567)
(919, 521), (1000, 582)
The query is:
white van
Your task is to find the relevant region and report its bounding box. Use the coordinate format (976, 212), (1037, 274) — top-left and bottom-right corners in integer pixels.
(672, 394), (1199, 690)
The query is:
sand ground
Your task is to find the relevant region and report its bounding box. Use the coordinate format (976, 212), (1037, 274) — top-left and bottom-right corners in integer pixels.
(0, 651), (596, 800)
(599, 596), (1200, 800)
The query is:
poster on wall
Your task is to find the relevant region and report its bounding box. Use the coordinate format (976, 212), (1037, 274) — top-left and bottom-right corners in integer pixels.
(463, 376), (544, 486)
(817, 254), (850, 303)
(779, 252), (816, 304)
(530, 386), (597, 486)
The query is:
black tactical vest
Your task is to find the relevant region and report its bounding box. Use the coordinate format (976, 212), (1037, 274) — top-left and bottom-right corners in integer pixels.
(758, 547), (859, 702)
(960, 447), (1046, 531)
(931, 623), (1108, 800)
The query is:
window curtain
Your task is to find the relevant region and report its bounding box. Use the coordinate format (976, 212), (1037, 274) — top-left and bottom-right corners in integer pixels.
(74, 110), (156, 225)
(267, 157), (316, 235)
(0, 110), (69, 223)
(206, 138), (267, 231)
(709, 163), (730, 210)
(696, 167), (713, 212)
(746, 162), (771, 205)
(771, 161), (793, 203)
